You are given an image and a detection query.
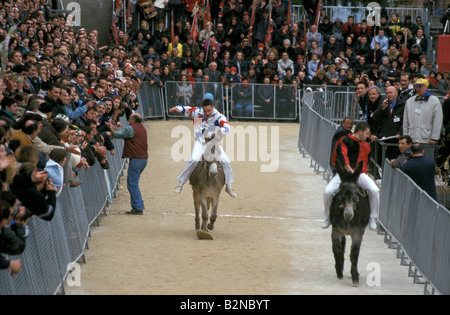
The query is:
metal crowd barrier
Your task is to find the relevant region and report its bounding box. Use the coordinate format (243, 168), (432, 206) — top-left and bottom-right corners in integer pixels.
(145, 81), (299, 121)
(298, 98), (337, 182)
(291, 5), (427, 26)
(304, 86), (365, 124)
(302, 85), (446, 125)
(141, 81), (445, 124)
(379, 160), (450, 295)
(138, 83), (165, 119)
(228, 83), (298, 120)
(0, 114), (131, 295)
(164, 81), (226, 117)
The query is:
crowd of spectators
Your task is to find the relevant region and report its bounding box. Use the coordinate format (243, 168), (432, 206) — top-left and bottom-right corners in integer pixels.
(121, 1), (448, 94)
(118, 1), (448, 118)
(0, 0), (142, 276)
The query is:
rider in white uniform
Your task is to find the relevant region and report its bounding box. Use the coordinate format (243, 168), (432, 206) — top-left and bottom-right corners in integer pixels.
(169, 93), (238, 198)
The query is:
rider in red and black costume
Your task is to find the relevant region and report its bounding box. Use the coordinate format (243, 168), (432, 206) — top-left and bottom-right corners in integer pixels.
(324, 122), (379, 230)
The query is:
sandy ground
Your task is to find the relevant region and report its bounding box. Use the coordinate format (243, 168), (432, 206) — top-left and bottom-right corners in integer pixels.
(65, 120), (423, 295)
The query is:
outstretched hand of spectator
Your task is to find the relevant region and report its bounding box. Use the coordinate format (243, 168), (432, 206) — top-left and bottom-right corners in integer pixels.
(32, 170), (48, 184)
(105, 121), (118, 133)
(8, 259), (22, 276)
(45, 178), (58, 192)
(67, 145), (81, 155)
(80, 157), (90, 171)
(0, 154), (14, 171)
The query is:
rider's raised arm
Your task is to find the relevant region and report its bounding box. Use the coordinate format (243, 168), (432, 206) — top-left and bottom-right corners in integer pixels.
(173, 105), (201, 118)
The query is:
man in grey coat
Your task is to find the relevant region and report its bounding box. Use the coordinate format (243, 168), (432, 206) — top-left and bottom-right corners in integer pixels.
(403, 78), (443, 145)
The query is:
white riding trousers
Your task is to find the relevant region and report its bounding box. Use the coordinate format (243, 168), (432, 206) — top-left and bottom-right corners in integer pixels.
(323, 173), (379, 220)
(178, 140), (234, 188)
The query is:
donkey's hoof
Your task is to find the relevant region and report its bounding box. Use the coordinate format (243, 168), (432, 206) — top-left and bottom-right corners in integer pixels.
(196, 230), (214, 240)
(352, 280), (359, 287)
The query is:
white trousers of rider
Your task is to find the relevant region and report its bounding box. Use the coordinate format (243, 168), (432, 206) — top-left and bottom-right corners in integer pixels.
(177, 140), (234, 188)
(323, 173), (379, 220)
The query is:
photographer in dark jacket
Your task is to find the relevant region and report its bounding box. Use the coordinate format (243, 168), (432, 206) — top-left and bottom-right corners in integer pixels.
(0, 199), (26, 256)
(0, 198), (23, 276)
(10, 162), (58, 222)
(79, 126), (97, 167)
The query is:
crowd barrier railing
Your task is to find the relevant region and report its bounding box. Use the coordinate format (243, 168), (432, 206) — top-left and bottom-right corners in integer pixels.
(138, 84), (166, 120)
(291, 5), (427, 26)
(301, 84), (446, 119)
(0, 114), (131, 295)
(140, 81), (299, 121)
(298, 97), (337, 182)
(164, 81), (226, 118)
(379, 160), (450, 295)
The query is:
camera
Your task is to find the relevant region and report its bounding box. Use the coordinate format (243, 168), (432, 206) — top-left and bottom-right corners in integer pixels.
(12, 204), (32, 221)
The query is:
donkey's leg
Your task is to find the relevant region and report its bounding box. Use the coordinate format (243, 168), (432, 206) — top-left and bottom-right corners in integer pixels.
(331, 228), (345, 280)
(350, 231), (364, 286)
(193, 192), (200, 230)
(200, 198), (209, 231)
(208, 197), (219, 231)
(196, 197), (214, 240)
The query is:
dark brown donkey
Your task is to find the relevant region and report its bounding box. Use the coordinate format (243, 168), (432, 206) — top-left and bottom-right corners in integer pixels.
(189, 130), (225, 240)
(330, 161), (370, 286)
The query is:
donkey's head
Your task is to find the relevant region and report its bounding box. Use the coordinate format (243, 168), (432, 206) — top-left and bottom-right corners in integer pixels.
(335, 161), (364, 222)
(203, 129), (223, 177)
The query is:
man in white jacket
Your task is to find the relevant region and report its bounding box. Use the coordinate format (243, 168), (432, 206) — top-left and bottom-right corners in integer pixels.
(403, 78), (443, 145)
(169, 93), (237, 198)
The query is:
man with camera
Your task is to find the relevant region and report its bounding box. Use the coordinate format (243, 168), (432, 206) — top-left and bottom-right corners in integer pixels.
(0, 192), (28, 276)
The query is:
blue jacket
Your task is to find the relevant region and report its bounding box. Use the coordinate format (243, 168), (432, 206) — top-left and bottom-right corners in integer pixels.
(45, 159), (64, 197)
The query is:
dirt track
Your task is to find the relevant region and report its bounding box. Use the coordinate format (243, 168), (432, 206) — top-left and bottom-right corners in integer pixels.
(65, 120), (423, 295)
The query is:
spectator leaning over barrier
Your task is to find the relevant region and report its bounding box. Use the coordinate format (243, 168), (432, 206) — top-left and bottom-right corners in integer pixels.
(44, 148), (67, 198)
(401, 143), (438, 201)
(390, 135), (413, 169)
(403, 78), (443, 145)
(108, 113), (148, 215)
(0, 191), (27, 256)
(10, 161), (58, 222)
(0, 202), (22, 276)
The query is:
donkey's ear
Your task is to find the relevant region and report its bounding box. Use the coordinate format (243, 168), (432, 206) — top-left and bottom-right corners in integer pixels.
(353, 161), (364, 179)
(335, 160), (346, 177)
